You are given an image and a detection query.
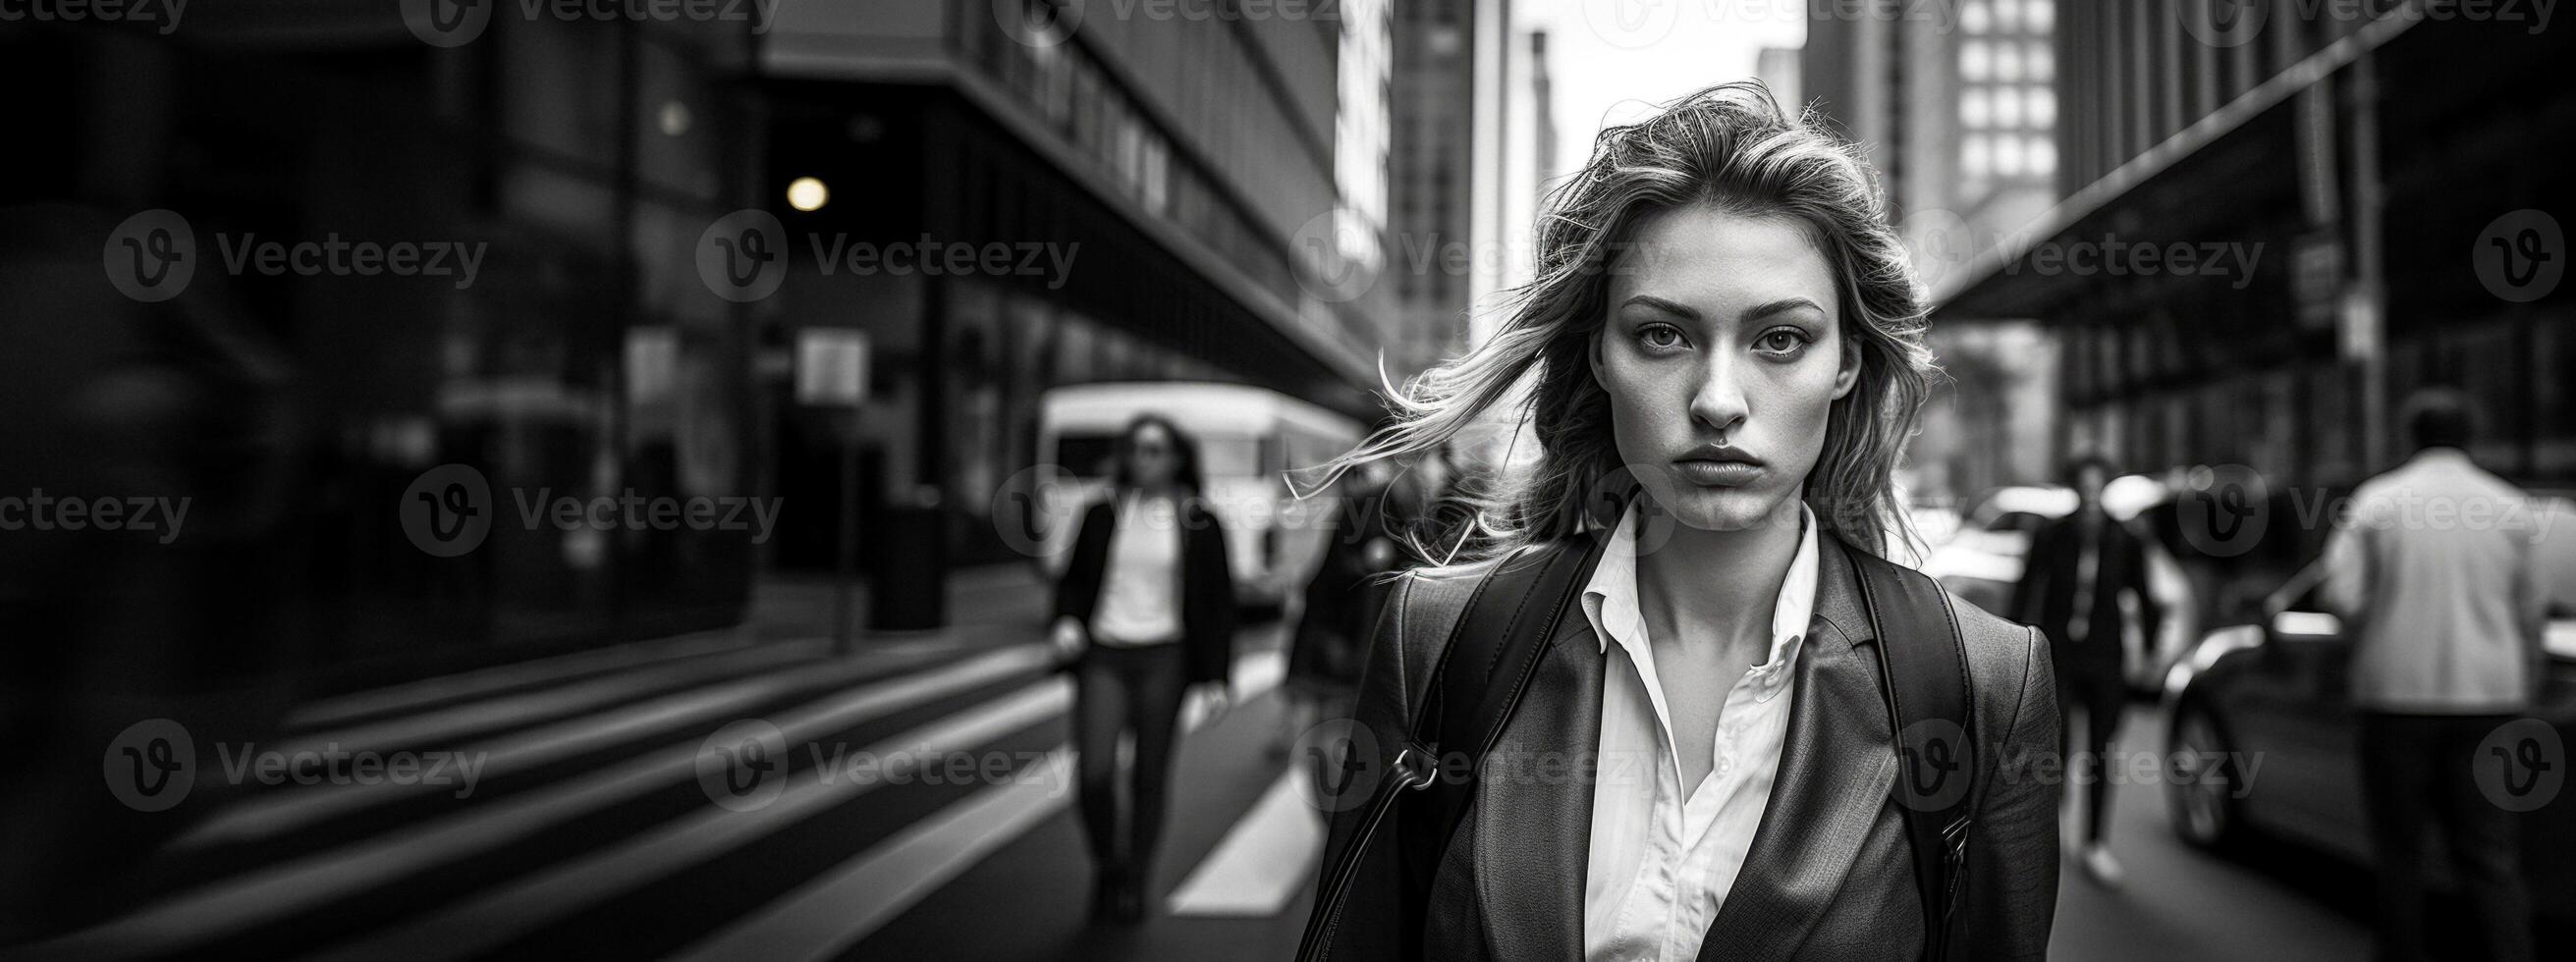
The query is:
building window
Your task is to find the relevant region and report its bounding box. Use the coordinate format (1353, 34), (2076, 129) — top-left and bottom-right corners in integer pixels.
(1961, 87), (1993, 129)
(2027, 136), (2056, 175)
(1961, 40), (1993, 80)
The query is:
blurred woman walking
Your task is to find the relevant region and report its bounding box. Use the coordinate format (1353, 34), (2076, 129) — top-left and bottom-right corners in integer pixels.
(1048, 413), (1236, 924)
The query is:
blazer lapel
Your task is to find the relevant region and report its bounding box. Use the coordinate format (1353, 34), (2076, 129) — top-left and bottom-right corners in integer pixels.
(1695, 537), (1898, 960)
(1469, 565), (1607, 961)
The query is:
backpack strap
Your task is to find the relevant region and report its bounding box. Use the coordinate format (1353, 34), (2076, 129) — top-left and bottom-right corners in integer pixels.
(1408, 534), (1603, 865)
(1295, 533), (1601, 962)
(1845, 543), (1978, 962)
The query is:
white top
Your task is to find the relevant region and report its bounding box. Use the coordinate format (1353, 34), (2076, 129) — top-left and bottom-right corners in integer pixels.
(2323, 448), (2549, 713)
(1088, 490), (1186, 647)
(1581, 502), (1821, 962)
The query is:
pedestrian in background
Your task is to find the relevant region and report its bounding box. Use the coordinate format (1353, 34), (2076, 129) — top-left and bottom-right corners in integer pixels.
(2011, 453), (2164, 887)
(1047, 413), (1236, 925)
(1282, 459), (1419, 766)
(2323, 389), (2544, 962)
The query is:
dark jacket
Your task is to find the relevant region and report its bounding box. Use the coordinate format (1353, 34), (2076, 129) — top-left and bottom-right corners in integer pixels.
(1289, 487), (1396, 695)
(2009, 510), (2161, 673)
(1052, 494), (1237, 686)
(1311, 534), (2060, 961)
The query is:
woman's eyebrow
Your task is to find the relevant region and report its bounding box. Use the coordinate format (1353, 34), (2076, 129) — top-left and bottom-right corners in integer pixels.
(1741, 296), (1827, 323)
(1617, 294), (1700, 320)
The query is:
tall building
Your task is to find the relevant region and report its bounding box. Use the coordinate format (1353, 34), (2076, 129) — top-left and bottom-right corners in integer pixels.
(1384, 0), (1486, 377)
(1755, 45), (1801, 114)
(759, 0), (1392, 564)
(1942, 4), (2576, 496)
(2, 7), (773, 675)
(1804, 0), (2062, 498)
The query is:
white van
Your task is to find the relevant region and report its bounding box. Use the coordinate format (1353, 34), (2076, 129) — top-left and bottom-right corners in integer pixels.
(1030, 382), (1365, 609)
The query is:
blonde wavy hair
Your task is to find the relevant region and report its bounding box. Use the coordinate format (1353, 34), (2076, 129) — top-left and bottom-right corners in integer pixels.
(1314, 80), (1937, 562)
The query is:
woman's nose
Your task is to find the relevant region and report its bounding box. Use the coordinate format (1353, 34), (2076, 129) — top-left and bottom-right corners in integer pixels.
(1687, 355), (1749, 433)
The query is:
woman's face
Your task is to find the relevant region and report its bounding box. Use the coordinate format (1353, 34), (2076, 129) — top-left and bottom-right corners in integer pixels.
(1124, 422), (1178, 489)
(1590, 205), (1859, 534)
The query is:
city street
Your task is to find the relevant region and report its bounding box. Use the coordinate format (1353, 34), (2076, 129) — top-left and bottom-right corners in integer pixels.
(31, 565), (2381, 961)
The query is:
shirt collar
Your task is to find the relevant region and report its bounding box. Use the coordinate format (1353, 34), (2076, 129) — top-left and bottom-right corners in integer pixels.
(1579, 500), (1822, 678)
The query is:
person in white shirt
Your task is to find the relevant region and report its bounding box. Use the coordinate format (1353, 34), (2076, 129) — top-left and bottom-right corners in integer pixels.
(1299, 80), (2058, 962)
(1047, 414), (1236, 924)
(2323, 390), (2545, 962)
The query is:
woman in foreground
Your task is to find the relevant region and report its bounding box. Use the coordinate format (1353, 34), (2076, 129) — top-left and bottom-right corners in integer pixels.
(1297, 81), (2059, 961)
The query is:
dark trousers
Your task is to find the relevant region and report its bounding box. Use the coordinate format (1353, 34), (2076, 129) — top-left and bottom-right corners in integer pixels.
(2360, 712), (2535, 962)
(2050, 638), (2126, 845)
(1073, 642), (1187, 883)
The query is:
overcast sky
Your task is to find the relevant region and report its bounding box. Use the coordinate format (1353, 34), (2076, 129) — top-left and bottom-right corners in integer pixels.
(1524, 0), (1807, 160)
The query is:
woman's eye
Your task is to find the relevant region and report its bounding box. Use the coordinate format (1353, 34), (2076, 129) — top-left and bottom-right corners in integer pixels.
(1755, 329), (1812, 355)
(1637, 324), (1686, 350)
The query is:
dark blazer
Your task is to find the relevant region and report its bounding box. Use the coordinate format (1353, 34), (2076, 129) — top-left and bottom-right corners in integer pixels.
(2009, 511), (2161, 673)
(1314, 534), (2060, 961)
(1052, 494), (1237, 686)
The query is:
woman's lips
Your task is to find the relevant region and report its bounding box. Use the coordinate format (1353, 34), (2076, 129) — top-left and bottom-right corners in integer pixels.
(1672, 458), (1762, 487)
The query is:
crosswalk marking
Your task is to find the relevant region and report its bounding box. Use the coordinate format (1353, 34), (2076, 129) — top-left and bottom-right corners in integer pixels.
(286, 630), (765, 729)
(672, 648), (1288, 959)
(176, 645), (1052, 850)
(301, 679), (1074, 961)
(37, 645), (1057, 959)
(263, 639), (830, 761)
(1163, 764), (1324, 917)
(668, 749), (1079, 962)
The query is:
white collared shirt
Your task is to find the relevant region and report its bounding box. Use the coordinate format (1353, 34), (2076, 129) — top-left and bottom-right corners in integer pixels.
(1581, 502), (1821, 962)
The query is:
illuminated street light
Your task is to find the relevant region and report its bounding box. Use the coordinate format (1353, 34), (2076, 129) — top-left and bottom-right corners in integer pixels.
(787, 176), (829, 212)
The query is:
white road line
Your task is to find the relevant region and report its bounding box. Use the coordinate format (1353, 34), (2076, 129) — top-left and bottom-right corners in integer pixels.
(288, 630), (763, 728)
(177, 645), (1052, 850)
(266, 640), (831, 761)
(301, 679), (1075, 962)
(35, 645), (1055, 960)
(670, 647), (1287, 961)
(669, 750), (1080, 962)
(1163, 764), (1323, 917)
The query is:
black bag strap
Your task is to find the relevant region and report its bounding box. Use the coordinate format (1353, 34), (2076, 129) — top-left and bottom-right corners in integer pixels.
(1408, 534), (1602, 865)
(1845, 542), (1979, 962)
(1295, 533), (1599, 962)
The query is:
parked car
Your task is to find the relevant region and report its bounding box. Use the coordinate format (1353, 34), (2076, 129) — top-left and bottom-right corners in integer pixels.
(2162, 495), (2576, 922)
